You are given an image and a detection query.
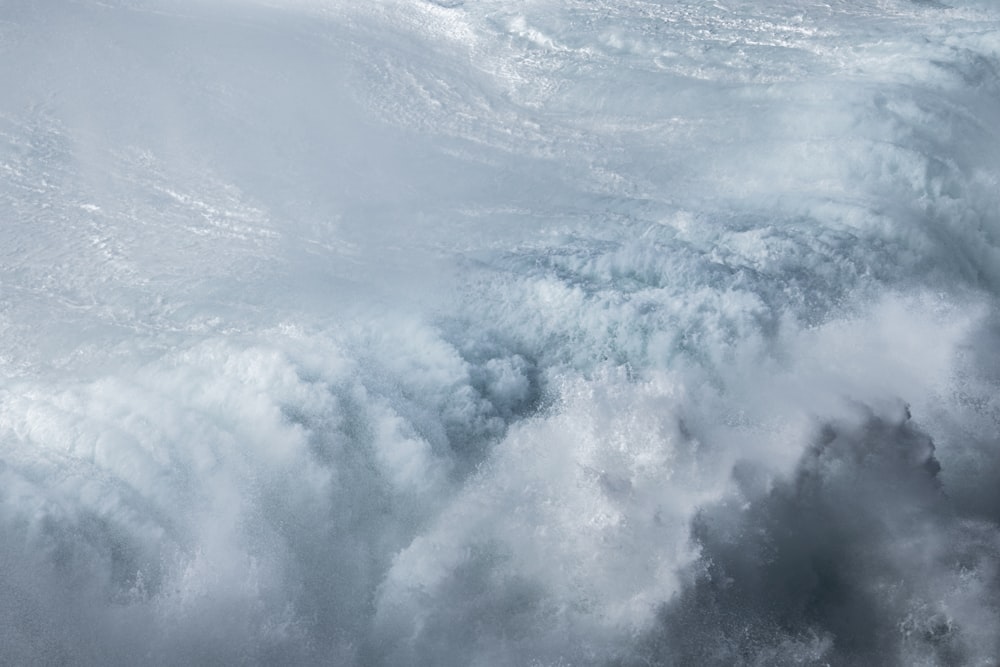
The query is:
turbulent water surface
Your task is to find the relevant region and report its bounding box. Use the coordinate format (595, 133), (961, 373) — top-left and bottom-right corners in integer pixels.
(2, 0), (1000, 664)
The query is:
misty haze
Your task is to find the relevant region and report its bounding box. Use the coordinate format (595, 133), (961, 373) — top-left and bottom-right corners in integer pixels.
(1, 1), (999, 665)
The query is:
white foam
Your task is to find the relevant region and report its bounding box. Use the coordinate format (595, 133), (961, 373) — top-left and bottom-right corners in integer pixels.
(1, 0), (999, 664)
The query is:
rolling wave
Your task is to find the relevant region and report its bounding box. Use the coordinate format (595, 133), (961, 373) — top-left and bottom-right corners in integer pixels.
(1, 0), (999, 664)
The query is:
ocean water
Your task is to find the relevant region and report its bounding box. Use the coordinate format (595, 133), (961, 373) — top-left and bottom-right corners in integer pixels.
(1, 0), (999, 664)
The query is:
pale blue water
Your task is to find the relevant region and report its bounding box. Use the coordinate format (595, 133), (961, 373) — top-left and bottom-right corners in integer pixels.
(1, 1), (999, 664)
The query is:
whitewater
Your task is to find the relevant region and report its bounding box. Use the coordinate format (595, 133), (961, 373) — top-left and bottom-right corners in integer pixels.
(1, 0), (999, 664)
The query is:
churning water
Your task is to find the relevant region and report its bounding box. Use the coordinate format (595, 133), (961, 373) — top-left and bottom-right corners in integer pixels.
(2, 0), (1000, 664)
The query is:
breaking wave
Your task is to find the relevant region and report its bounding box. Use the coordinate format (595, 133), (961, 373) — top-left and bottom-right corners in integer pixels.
(1, 0), (999, 664)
